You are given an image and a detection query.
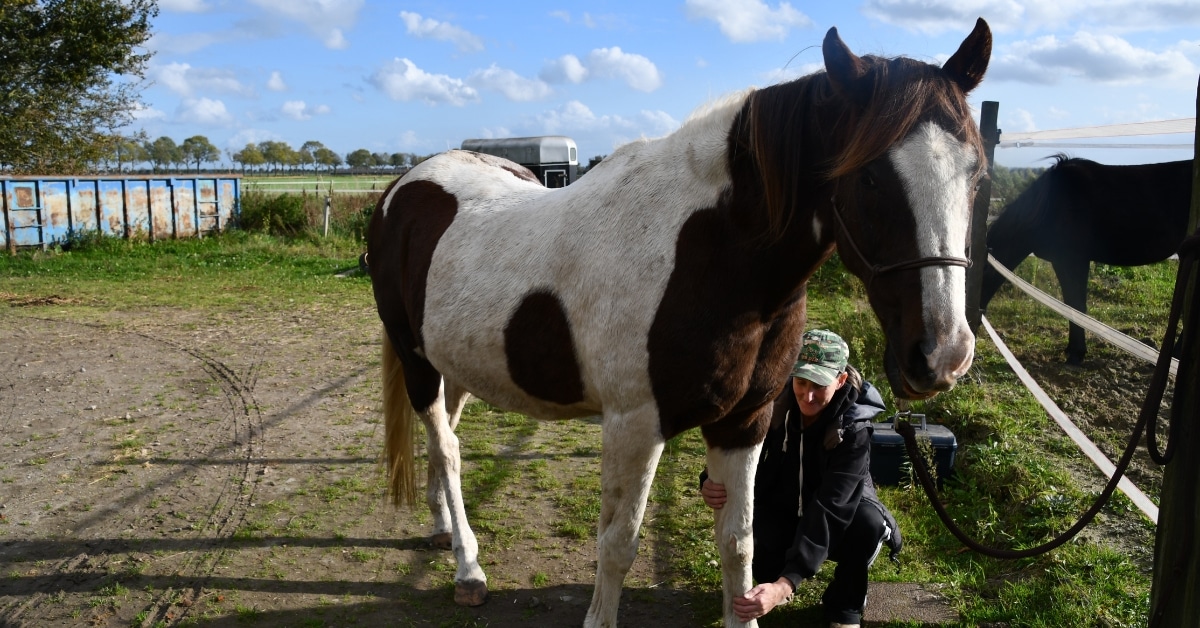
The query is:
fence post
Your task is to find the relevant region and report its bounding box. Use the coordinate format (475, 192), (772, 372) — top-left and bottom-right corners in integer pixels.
(1149, 75), (1200, 626)
(967, 101), (1000, 334)
(323, 196), (331, 238)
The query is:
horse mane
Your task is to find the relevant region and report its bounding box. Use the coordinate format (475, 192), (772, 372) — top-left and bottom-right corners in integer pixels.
(744, 55), (985, 239)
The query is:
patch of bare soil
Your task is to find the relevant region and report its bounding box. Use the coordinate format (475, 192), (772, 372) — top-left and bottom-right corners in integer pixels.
(981, 325), (1169, 568)
(0, 304), (702, 628)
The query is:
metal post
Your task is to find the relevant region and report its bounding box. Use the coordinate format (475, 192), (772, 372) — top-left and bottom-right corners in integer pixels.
(1149, 74), (1200, 627)
(967, 101), (1000, 334)
(324, 196), (331, 238)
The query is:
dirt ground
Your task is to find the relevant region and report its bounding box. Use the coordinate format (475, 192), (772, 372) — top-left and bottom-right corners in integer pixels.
(0, 292), (1167, 627)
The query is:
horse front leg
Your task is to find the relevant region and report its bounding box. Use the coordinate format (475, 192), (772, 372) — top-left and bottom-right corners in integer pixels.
(1053, 257), (1090, 365)
(418, 381), (487, 606)
(584, 408), (666, 628)
(705, 443), (764, 628)
(427, 381), (473, 551)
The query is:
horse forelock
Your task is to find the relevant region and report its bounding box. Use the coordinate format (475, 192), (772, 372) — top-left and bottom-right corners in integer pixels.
(744, 55), (983, 243)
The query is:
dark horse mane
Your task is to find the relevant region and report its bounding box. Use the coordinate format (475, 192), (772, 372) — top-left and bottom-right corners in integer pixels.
(988, 153), (1080, 238)
(742, 54), (987, 239)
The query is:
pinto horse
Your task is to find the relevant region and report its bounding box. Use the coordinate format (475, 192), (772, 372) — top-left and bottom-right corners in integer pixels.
(367, 20), (991, 628)
(981, 156), (1193, 364)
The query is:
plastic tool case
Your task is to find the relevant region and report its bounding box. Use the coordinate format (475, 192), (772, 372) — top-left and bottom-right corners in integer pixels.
(870, 412), (957, 487)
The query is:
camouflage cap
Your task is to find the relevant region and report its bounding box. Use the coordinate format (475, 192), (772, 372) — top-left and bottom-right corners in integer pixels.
(790, 329), (849, 387)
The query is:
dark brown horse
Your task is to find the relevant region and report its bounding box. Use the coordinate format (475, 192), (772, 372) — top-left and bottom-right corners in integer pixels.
(367, 20), (992, 627)
(981, 156), (1192, 364)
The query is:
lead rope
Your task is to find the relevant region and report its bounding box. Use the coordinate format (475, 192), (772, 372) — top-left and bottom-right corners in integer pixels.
(898, 232), (1199, 602)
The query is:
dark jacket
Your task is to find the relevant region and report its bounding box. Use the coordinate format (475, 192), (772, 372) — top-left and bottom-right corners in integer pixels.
(777, 377), (901, 586)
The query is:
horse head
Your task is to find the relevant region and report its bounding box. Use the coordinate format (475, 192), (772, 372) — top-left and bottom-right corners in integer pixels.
(823, 19), (991, 399)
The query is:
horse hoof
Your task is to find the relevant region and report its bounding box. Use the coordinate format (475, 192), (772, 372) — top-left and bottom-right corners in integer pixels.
(430, 532), (453, 550)
(454, 580), (488, 607)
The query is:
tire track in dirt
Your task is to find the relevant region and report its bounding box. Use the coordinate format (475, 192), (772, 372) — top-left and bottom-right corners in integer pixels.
(0, 315), (266, 627)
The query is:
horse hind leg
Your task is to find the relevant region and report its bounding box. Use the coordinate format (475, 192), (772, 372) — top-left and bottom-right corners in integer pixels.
(584, 408), (666, 628)
(418, 380), (488, 606)
(427, 381), (472, 551)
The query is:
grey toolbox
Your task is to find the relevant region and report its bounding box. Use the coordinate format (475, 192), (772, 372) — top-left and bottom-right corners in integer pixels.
(870, 412), (958, 487)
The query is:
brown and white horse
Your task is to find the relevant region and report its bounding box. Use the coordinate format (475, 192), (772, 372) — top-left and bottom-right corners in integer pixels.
(367, 20), (991, 628)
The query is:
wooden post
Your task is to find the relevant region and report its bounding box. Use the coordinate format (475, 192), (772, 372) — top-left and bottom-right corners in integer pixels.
(967, 101), (1000, 333)
(1149, 74), (1200, 626)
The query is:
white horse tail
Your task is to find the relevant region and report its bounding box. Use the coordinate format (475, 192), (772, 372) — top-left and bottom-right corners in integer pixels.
(381, 326), (419, 507)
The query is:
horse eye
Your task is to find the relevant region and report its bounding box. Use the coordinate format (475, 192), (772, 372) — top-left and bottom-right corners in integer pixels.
(861, 171), (876, 189)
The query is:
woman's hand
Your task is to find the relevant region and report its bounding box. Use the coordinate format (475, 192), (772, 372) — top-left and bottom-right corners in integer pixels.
(700, 478), (727, 510)
(732, 578), (794, 622)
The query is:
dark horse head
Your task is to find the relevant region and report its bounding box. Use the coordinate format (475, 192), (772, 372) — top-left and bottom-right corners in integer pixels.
(744, 19), (991, 399)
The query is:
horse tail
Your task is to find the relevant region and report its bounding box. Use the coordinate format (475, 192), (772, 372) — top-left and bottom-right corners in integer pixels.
(381, 327), (420, 507)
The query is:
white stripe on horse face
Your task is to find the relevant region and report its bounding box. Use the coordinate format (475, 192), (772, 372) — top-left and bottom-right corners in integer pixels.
(888, 121), (976, 332)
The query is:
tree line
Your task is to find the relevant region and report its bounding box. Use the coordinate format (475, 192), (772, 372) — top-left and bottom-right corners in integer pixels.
(102, 134), (441, 175)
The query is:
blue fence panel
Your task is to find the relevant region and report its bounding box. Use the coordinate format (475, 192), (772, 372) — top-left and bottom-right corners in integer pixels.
(2, 175), (241, 250)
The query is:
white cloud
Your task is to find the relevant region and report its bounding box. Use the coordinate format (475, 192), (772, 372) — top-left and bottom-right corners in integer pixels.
(685, 0), (812, 43)
(541, 49), (662, 91)
(541, 54), (589, 84)
(175, 98), (233, 126)
(156, 63), (254, 98)
(226, 129), (279, 151)
(267, 71), (287, 92)
(1008, 108), (1039, 132)
(467, 65), (552, 102)
(862, 0), (1200, 35)
(538, 101), (620, 134)
(369, 58), (479, 106)
(130, 103), (167, 121)
(160, 0), (211, 13)
(990, 31), (1198, 85)
(861, 0), (1024, 35)
(586, 47), (663, 92)
(281, 100), (331, 120)
(248, 0), (364, 49)
(399, 11), (484, 52)
(761, 61), (825, 85)
(637, 110), (681, 136)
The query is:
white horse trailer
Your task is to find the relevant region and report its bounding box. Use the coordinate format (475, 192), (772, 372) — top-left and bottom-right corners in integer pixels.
(460, 136), (579, 188)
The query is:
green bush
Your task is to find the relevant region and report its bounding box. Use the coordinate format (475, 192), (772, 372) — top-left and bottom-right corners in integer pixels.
(238, 191), (307, 236)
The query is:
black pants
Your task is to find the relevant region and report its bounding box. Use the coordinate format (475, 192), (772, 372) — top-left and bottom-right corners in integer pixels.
(752, 502), (888, 625)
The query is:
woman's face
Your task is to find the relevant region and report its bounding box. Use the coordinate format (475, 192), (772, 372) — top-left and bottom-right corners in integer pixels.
(792, 373), (848, 419)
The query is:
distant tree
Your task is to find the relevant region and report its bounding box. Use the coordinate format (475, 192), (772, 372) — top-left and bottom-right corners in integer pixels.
(313, 147), (342, 173)
(145, 136), (179, 172)
(410, 153), (434, 167)
(299, 140), (324, 171)
(0, 0), (157, 173)
(108, 132), (148, 172)
(577, 154), (606, 177)
(181, 135), (221, 172)
(389, 152), (411, 168)
(232, 143), (265, 173)
(257, 140), (295, 174)
(346, 148), (375, 169)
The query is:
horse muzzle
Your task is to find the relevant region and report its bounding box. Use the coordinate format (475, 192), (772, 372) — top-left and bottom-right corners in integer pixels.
(883, 335), (975, 400)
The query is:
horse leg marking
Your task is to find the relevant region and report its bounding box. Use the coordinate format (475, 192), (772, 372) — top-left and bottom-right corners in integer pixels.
(430, 380), (472, 547)
(417, 392), (487, 605)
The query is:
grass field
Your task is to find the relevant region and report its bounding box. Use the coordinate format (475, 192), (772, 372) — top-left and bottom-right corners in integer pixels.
(242, 174), (399, 195)
(0, 226), (1174, 626)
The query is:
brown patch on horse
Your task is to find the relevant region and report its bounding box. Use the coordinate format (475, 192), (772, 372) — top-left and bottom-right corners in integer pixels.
(503, 290), (585, 405)
(367, 179), (458, 411)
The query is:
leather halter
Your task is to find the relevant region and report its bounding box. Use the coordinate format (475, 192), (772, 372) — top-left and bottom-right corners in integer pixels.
(829, 196), (972, 289)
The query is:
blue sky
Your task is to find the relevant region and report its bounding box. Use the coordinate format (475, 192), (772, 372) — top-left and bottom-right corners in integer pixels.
(133, 1), (1200, 169)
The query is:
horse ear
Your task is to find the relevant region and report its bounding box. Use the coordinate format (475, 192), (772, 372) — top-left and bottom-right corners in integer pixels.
(942, 18), (992, 94)
(823, 26), (871, 107)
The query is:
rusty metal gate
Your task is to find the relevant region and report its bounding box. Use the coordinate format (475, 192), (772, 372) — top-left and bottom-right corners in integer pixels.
(1, 175), (241, 251)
